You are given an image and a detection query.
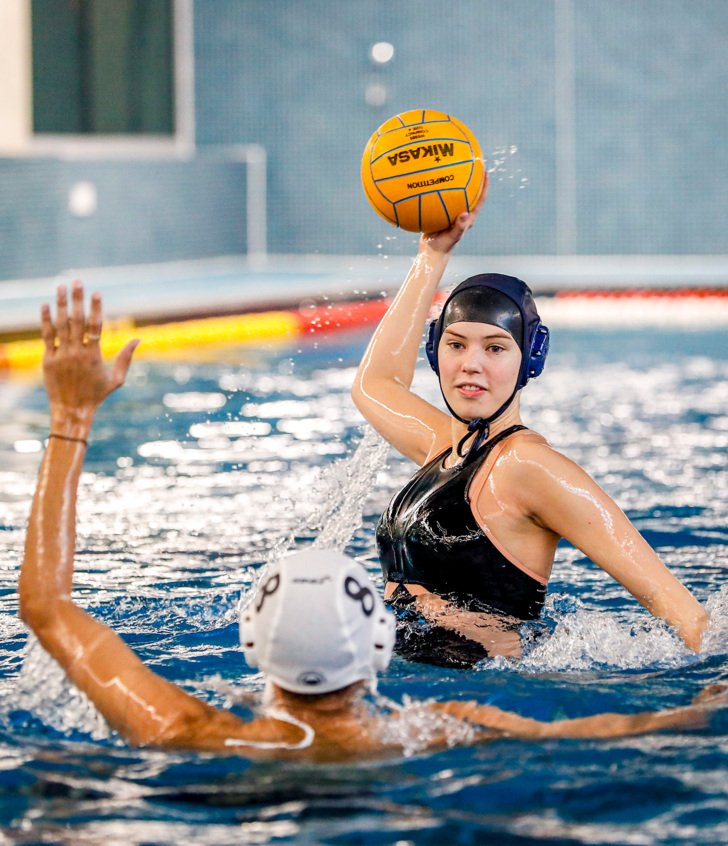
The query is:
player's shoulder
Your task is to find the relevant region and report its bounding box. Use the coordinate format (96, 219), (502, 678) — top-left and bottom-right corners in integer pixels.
(504, 427), (550, 455)
(501, 428), (579, 475)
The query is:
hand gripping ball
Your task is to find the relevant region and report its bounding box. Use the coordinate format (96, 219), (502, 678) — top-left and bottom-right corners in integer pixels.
(361, 109), (485, 233)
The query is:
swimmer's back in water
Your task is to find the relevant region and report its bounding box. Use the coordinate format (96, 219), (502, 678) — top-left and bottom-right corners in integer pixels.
(352, 180), (709, 660)
(18, 283), (726, 761)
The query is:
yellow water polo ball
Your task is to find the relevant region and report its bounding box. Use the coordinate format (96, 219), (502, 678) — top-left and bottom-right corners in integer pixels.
(361, 108), (486, 233)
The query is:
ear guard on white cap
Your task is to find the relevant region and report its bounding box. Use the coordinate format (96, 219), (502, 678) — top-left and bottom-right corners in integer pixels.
(239, 608), (260, 667)
(240, 550), (395, 695)
(239, 569), (281, 669)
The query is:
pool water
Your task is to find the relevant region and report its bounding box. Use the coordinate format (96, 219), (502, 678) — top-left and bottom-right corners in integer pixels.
(0, 326), (726, 845)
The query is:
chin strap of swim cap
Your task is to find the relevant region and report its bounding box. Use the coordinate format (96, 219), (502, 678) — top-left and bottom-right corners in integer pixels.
(456, 417), (489, 460)
(454, 378), (521, 463)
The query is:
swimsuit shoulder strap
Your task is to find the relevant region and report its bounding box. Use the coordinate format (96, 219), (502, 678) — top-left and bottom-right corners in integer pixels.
(465, 425), (529, 497)
(484, 424), (528, 451)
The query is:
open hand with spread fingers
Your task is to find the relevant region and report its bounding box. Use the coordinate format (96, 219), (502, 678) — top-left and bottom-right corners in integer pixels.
(41, 281), (139, 432)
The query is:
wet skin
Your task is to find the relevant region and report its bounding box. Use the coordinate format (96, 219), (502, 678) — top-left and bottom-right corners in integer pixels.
(352, 177), (708, 655)
(17, 281), (723, 759)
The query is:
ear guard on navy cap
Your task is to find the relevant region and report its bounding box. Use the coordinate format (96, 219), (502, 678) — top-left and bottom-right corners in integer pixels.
(525, 324), (549, 383)
(425, 319), (439, 373)
(426, 317), (550, 388)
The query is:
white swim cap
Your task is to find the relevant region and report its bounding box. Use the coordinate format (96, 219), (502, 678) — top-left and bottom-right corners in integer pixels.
(240, 549), (395, 695)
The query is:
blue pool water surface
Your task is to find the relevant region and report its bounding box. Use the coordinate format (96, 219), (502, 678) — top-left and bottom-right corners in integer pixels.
(0, 326), (726, 845)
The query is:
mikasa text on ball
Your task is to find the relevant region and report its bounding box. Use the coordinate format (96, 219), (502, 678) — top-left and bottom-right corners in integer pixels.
(361, 109), (485, 233)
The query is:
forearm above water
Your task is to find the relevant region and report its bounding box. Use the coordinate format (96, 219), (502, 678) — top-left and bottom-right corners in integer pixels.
(434, 699), (708, 741)
(20, 434), (90, 620)
(353, 245), (449, 393)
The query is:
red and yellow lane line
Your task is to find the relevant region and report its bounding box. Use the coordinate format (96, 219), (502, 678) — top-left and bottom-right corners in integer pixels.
(0, 298), (393, 373)
(3, 287), (724, 373)
(555, 287), (728, 300)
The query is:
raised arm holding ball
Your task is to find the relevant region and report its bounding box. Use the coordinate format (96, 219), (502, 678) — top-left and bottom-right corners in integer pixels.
(354, 134), (708, 665)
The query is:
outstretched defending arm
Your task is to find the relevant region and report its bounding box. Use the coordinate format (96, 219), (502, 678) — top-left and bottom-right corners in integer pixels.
(18, 283), (248, 748)
(432, 685), (725, 741)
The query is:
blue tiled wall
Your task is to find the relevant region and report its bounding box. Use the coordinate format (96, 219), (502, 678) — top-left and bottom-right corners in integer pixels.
(0, 0), (725, 280)
(0, 158), (247, 280)
(194, 0), (727, 257)
(194, 0), (557, 257)
(575, 0), (728, 253)
(54, 160), (248, 269)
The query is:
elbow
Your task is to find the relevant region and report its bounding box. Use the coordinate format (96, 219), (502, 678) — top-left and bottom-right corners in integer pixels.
(19, 590), (60, 635)
(19, 593), (69, 661)
(18, 557), (67, 633)
(351, 354), (367, 396)
(351, 380), (366, 415)
(351, 376), (377, 422)
(19, 593), (43, 629)
(351, 372), (396, 418)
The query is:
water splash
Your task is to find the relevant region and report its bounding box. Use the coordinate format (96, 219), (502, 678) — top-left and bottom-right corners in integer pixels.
(487, 144), (519, 175)
(703, 584), (728, 655)
(487, 145), (527, 196)
(309, 427), (389, 551)
(503, 588), (728, 674)
(14, 634), (112, 741)
(375, 694), (476, 758)
(245, 425), (389, 591)
(518, 609), (690, 672)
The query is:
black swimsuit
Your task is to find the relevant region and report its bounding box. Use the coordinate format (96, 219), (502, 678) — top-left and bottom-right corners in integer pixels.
(376, 425), (547, 666)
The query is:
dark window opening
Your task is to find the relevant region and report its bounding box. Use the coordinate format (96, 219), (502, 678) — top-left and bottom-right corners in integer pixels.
(32, 0), (174, 135)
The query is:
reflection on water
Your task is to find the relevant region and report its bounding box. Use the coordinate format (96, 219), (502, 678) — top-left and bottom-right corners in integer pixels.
(0, 328), (726, 844)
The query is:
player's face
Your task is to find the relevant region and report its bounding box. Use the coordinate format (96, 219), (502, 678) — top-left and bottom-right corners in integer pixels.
(438, 322), (521, 420)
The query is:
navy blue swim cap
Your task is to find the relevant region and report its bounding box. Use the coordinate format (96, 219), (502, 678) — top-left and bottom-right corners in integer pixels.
(426, 273), (548, 391)
(439, 284), (524, 350)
